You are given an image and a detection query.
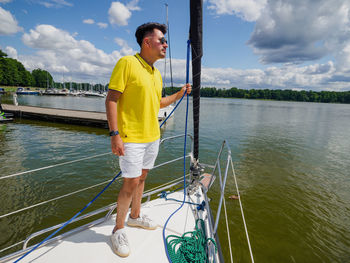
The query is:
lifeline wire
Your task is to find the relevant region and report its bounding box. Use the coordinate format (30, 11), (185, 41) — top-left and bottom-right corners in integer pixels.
(163, 39), (191, 263)
(0, 178), (116, 219)
(230, 157), (255, 263)
(0, 152), (112, 180)
(222, 189), (234, 263)
(14, 171), (122, 263)
(2, 88), (182, 182)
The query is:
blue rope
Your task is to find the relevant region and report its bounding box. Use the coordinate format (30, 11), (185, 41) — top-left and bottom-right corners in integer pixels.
(14, 171), (122, 263)
(160, 91), (186, 129)
(160, 36), (191, 130)
(160, 191), (206, 211)
(163, 39), (191, 263)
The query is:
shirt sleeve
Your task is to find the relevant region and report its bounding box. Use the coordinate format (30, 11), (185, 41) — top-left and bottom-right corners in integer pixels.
(108, 57), (129, 93)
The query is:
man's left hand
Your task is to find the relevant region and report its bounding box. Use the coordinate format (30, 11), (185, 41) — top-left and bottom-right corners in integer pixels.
(178, 83), (192, 99)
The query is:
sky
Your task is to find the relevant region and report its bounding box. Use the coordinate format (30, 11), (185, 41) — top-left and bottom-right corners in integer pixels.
(1, 0), (350, 92)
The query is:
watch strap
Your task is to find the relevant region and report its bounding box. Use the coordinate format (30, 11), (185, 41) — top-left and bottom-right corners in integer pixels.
(109, 130), (119, 136)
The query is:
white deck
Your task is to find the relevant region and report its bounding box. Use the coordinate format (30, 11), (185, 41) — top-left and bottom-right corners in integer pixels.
(6, 189), (209, 263)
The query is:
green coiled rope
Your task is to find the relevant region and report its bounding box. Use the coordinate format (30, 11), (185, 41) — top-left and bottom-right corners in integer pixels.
(166, 219), (217, 263)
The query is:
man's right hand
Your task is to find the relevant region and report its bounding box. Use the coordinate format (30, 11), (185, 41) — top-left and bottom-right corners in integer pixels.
(111, 135), (125, 156)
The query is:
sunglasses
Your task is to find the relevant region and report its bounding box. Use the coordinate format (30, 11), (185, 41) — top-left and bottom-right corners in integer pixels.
(159, 37), (168, 44)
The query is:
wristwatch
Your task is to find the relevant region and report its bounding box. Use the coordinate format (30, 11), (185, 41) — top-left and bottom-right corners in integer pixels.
(109, 130), (119, 136)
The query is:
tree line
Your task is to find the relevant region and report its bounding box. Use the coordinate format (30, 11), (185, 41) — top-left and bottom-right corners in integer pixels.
(164, 86), (350, 104)
(0, 49), (54, 88)
(0, 49), (108, 92)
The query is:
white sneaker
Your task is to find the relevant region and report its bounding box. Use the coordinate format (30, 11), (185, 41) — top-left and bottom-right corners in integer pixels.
(110, 228), (130, 257)
(127, 213), (157, 230)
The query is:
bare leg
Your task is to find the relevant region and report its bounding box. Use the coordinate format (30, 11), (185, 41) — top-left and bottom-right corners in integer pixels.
(113, 177), (140, 233)
(130, 169), (148, 219)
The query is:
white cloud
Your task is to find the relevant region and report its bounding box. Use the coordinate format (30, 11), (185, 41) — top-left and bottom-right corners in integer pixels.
(22, 24), (76, 50)
(206, 0), (350, 91)
(157, 58), (345, 91)
(0, 0), (13, 3)
(207, 0), (267, 22)
(97, 22), (108, 29)
(126, 0), (141, 11)
(39, 0), (73, 8)
(248, 0), (350, 66)
(114, 37), (134, 56)
(20, 24), (125, 83)
(108, 2), (132, 26)
(0, 7), (22, 35)
(83, 19), (108, 29)
(5, 46), (18, 59)
(198, 61), (344, 91)
(15, 23), (348, 91)
(83, 19), (94, 24)
(53, 0), (72, 6)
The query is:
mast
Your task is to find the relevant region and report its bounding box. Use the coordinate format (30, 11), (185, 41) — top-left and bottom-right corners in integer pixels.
(190, 0), (203, 163)
(167, 5), (173, 88)
(163, 4), (168, 92)
(163, 3), (174, 94)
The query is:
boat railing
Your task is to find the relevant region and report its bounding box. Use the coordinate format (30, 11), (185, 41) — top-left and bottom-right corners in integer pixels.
(0, 134), (194, 262)
(210, 140), (232, 234)
(200, 139), (254, 263)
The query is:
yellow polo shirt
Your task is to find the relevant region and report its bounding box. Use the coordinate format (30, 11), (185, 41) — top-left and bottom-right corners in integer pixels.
(108, 53), (162, 143)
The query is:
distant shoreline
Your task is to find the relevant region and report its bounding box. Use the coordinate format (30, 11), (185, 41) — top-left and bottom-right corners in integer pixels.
(164, 86), (350, 104)
(2, 85), (349, 104)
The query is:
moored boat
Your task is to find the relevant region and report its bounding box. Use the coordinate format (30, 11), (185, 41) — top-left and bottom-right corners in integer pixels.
(16, 87), (40, 95)
(158, 104), (174, 121)
(42, 88), (68, 96)
(83, 91), (106, 98)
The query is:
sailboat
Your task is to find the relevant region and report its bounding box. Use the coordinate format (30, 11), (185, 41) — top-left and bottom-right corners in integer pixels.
(84, 84), (106, 98)
(0, 1), (253, 262)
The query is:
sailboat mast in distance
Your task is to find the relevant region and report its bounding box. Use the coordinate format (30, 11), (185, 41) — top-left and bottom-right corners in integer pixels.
(163, 3), (174, 92)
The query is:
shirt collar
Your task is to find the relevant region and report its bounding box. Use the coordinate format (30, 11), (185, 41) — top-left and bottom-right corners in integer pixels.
(135, 53), (154, 72)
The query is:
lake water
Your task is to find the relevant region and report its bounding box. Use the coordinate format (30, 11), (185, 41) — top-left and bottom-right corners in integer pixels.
(0, 95), (349, 262)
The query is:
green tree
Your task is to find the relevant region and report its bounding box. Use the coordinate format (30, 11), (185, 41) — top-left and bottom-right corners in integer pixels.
(0, 49), (36, 87)
(1, 58), (20, 86)
(32, 68), (53, 88)
(0, 50), (8, 58)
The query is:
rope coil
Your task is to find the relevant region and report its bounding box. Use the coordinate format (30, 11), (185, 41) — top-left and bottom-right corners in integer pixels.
(166, 219), (217, 263)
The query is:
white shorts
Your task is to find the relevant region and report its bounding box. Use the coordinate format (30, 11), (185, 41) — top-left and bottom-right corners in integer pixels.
(119, 139), (160, 178)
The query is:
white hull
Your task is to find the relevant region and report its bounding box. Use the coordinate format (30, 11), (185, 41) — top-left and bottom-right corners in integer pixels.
(2, 186), (218, 263)
(83, 92), (106, 98)
(158, 104), (174, 121)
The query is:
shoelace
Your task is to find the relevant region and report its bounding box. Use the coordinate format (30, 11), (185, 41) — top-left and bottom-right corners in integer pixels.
(141, 215), (151, 223)
(117, 233), (129, 246)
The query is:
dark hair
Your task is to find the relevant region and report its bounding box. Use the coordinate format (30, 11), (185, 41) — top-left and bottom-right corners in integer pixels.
(135, 22), (167, 47)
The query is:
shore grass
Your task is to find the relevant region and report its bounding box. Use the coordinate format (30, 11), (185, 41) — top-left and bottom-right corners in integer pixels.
(0, 86), (44, 92)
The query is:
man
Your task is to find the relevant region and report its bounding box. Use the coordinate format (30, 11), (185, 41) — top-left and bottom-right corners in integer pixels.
(105, 22), (191, 258)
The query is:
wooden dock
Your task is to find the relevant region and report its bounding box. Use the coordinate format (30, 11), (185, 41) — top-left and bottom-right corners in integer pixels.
(2, 104), (109, 128)
(2, 104), (167, 128)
